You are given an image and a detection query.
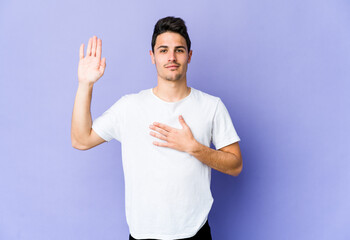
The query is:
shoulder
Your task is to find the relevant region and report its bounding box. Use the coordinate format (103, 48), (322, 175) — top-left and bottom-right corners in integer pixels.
(191, 87), (221, 105)
(121, 88), (149, 102)
(110, 88), (151, 108)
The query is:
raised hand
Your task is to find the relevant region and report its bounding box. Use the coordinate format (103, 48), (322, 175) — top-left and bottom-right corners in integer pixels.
(78, 36), (106, 85)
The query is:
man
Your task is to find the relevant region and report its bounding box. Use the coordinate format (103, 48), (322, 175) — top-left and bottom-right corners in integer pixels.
(71, 16), (242, 240)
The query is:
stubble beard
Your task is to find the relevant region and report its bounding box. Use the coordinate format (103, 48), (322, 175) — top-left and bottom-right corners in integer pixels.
(156, 61), (187, 81)
(165, 73), (183, 81)
(163, 65), (187, 81)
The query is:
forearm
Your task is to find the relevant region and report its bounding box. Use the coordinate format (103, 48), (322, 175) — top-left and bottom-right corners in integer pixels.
(189, 141), (242, 176)
(71, 83), (94, 145)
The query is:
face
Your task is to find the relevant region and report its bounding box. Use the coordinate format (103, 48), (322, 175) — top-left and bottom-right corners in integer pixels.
(150, 32), (192, 82)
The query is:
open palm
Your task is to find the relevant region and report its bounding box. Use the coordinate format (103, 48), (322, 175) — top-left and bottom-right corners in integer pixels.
(78, 36), (106, 84)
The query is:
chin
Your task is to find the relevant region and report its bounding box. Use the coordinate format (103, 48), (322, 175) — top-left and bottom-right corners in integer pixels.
(165, 74), (183, 81)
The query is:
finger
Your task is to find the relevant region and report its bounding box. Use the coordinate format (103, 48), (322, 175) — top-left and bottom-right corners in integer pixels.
(152, 141), (169, 147)
(92, 36), (97, 57)
(153, 122), (172, 132)
(150, 131), (168, 141)
(96, 38), (102, 60)
(79, 43), (84, 60)
(99, 57), (106, 73)
(86, 37), (92, 56)
(149, 125), (169, 136)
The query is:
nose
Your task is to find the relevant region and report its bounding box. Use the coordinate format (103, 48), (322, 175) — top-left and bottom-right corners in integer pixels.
(168, 50), (176, 62)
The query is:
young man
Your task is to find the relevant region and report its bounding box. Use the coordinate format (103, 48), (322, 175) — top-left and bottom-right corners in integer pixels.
(71, 16), (242, 240)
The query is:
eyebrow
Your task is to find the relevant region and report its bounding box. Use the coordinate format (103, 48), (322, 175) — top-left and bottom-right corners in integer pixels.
(157, 45), (186, 50)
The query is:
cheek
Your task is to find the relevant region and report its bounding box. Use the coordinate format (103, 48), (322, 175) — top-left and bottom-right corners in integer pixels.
(154, 55), (162, 63)
(155, 61), (163, 69)
(154, 60), (165, 72)
(180, 54), (189, 62)
(157, 57), (169, 67)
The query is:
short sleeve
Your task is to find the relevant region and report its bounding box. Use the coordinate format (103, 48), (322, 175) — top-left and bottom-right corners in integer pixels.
(211, 98), (240, 150)
(92, 96), (126, 142)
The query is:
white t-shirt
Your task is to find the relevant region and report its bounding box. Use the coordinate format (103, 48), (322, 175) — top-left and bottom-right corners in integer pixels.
(92, 87), (240, 240)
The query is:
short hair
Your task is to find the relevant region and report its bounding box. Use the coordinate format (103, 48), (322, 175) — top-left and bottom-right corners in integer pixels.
(151, 16), (191, 53)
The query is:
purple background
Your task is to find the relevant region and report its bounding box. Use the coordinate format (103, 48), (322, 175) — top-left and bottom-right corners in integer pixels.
(1, 0), (349, 239)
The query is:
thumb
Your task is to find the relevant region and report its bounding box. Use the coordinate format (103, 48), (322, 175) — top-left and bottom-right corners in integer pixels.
(179, 115), (187, 128)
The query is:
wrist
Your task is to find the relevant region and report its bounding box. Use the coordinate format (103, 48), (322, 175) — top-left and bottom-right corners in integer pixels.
(78, 82), (94, 89)
(188, 139), (202, 156)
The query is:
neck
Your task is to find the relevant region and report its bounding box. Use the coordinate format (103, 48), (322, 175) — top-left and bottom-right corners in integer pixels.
(153, 77), (191, 102)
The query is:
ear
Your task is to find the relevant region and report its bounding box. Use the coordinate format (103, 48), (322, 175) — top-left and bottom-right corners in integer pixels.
(150, 50), (155, 64)
(187, 50), (193, 63)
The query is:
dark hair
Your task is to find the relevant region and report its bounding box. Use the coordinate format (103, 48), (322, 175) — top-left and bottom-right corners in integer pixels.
(151, 16), (191, 53)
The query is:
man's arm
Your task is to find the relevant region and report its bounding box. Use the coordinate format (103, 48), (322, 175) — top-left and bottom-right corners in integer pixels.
(71, 83), (106, 150)
(149, 116), (243, 177)
(71, 36), (107, 150)
(189, 141), (243, 177)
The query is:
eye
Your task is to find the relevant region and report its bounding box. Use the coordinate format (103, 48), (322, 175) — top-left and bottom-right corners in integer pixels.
(176, 49), (184, 53)
(160, 49), (167, 53)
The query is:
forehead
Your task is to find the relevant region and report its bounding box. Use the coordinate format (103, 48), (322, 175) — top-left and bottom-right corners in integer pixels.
(155, 32), (187, 48)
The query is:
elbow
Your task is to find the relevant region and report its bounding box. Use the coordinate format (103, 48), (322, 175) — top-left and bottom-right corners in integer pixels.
(71, 137), (89, 151)
(229, 158), (243, 177)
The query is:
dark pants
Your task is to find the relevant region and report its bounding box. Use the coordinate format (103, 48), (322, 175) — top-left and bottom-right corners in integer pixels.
(129, 220), (212, 240)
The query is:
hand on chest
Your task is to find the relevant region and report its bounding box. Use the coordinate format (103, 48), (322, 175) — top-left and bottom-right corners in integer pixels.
(125, 105), (213, 148)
